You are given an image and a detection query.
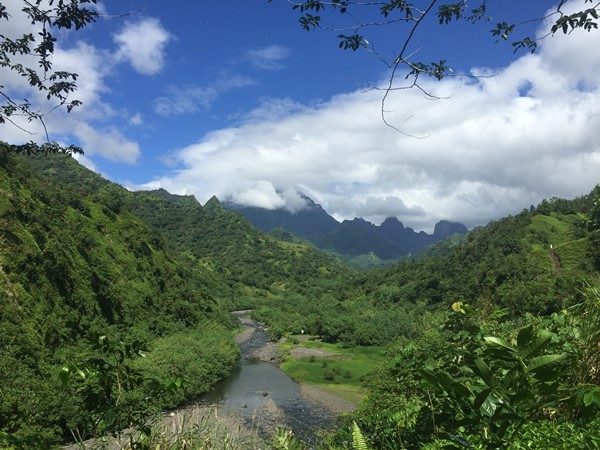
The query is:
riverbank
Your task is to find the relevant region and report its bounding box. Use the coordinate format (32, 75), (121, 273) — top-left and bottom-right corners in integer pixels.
(277, 337), (387, 408)
(63, 312), (358, 449)
(199, 312), (343, 445)
(64, 404), (265, 450)
(234, 312), (359, 416)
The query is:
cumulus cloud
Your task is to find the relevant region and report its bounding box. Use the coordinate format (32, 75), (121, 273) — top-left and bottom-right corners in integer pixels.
(154, 74), (255, 117)
(113, 18), (172, 75)
(0, 38), (142, 163)
(0, 4), (154, 164)
(73, 123), (140, 163)
(230, 180), (285, 209)
(139, 21), (600, 231)
(246, 45), (290, 70)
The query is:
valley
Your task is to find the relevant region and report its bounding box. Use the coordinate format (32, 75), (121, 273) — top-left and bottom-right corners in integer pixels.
(2, 2), (600, 448)
(1, 149), (599, 449)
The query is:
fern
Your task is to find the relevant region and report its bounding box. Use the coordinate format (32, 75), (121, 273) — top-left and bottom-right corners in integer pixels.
(352, 421), (370, 450)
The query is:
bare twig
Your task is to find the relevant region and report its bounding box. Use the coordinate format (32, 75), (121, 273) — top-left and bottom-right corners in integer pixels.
(380, 0), (438, 136)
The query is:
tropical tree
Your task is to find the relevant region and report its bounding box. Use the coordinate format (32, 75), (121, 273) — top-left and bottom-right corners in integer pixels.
(0, 0), (99, 153)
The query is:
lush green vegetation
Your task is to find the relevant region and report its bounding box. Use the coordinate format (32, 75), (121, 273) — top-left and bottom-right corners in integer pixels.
(254, 187), (600, 448)
(258, 192), (598, 344)
(0, 151), (354, 447)
(278, 338), (387, 402)
(0, 149), (239, 446)
(1, 149), (599, 449)
(327, 292), (600, 449)
(128, 190), (352, 304)
(26, 153), (353, 306)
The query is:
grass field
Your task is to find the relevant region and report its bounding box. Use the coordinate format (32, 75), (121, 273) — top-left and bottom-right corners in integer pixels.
(278, 337), (386, 402)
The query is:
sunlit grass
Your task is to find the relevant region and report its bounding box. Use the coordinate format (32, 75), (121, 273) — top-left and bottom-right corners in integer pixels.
(279, 337), (386, 394)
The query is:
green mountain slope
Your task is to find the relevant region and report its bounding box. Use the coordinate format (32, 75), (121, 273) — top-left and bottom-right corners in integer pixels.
(128, 191), (352, 303)
(359, 198), (598, 315)
(255, 190), (600, 346)
(0, 150), (238, 445)
(27, 154), (352, 305)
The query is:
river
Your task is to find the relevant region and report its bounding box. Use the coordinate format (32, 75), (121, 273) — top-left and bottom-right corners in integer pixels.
(197, 311), (337, 445)
(63, 313), (340, 449)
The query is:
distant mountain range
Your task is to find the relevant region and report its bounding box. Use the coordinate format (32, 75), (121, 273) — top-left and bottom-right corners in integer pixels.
(225, 195), (468, 262)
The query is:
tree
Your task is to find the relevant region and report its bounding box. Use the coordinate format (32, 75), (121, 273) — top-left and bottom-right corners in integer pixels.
(0, 0), (100, 153)
(590, 185), (600, 232)
(281, 0), (600, 131)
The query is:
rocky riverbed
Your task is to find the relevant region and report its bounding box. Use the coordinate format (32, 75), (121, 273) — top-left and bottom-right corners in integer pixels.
(200, 311), (343, 445)
(64, 312), (354, 449)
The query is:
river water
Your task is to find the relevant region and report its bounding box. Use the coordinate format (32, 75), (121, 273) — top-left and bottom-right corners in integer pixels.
(63, 314), (337, 449)
(198, 313), (335, 445)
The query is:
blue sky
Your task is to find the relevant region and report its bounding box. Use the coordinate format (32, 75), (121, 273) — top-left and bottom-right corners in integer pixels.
(2, 1), (600, 230)
(87, 1), (545, 183)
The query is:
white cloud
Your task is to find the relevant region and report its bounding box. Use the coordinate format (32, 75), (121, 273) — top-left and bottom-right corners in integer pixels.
(52, 43), (112, 109)
(0, 40), (141, 163)
(113, 18), (172, 75)
(154, 74), (255, 117)
(0, 4), (145, 164)
(73, 123), (140, 164)
(231, 180), (286, 210)
(130, 112), (144, 126)
(246, 45), (290, 70)
(139, 24), (600, 231)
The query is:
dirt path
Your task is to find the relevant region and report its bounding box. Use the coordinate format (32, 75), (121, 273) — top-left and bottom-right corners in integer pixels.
(548, 247), (562, 274)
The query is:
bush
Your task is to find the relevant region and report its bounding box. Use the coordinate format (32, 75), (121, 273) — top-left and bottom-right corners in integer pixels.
(136, 323), (239, 406)
(324, 369), (336, 382)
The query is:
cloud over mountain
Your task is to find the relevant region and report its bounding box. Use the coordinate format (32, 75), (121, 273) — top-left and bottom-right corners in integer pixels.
(139, 19), (600, 231)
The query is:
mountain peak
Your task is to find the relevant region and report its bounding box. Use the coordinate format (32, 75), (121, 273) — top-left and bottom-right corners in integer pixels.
(381, 216), (405, 229)
(433, 220), (468, 238)
(224, 193), (469, 261)
(204, 195), (223, 210)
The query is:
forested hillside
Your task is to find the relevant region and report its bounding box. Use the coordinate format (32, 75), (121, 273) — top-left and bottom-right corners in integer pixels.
(254, 187), (600, 448)
(27, 155), (352, 306)
(0, 150), (240, 446)
(2, 148), (599, 449)
(128, 191), (352, 303)
(256, 191), (600, 344)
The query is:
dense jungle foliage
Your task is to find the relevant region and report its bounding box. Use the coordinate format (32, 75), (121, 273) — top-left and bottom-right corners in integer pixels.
(0, 150), (241, 447)
(259, 186), (600, 448)
(26, 154), (352, 306)
(0, 150), (351, 447)
(1, 149), (599, 448)
(255, 190), (600, 345)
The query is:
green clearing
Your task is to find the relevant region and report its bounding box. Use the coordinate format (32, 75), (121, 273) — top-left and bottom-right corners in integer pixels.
(278, 337), (386, 401)
(527, 212), (580, 249)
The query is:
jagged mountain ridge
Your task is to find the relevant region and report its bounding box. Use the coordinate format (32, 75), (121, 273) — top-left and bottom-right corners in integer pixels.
(226, 197), (468, 260)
